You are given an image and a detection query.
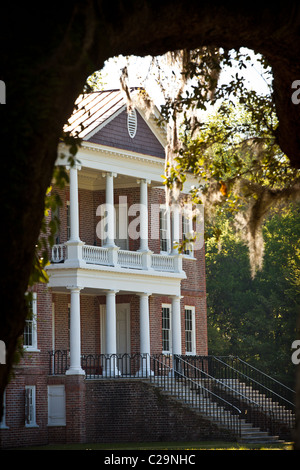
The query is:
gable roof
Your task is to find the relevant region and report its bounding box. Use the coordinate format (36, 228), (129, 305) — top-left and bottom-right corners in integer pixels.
(64, 88), (167, 148)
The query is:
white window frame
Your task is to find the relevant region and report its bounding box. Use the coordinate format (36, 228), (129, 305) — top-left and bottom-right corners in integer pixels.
(159, 205), (171, 254)
(25, 385), (38, 428)
(182, 213), (194, 257)
(184, 306), (196, 355)
(162, 303), (172, 354)
(48, 385), (66, 427)
(115, 201), (128, 250)
(24, 293), (38, 351)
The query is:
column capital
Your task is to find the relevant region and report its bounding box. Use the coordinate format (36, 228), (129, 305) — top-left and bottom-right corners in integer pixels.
(102, 171), (117, 178)
(67, 285), (83, 292)
(104, 289), (119, 295)
(66, 162), (82, 171)
(137, 178), (151, 185)
(138, 292), (152, 297)
(170, 294), (183, 300)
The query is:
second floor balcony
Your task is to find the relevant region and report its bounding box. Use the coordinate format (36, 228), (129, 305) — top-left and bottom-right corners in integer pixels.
(47, 159), (202, 278)
(51, 242), (183, 273)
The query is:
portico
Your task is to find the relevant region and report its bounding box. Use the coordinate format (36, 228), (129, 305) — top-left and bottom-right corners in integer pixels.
(46, 92), (201, 378)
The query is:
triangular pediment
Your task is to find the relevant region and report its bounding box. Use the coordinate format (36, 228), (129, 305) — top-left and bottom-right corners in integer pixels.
(86, 107), (165, 159)
(64, 89), (167, 159)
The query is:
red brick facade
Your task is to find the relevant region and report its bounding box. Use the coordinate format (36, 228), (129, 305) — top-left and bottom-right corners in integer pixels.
(0, 90), (207, 448)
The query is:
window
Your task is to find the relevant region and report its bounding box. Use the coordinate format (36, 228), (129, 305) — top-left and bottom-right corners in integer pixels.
(24, 293), (38, 351)
(127, 109), (137, 138)
(162, 304), (171, 353)
(182, 214), (193, 256)
(48, 385), (66, 426)
(0, 390), (8, 429)
(115, 201), (128, 250)
(185, 306), (196, 354)
(25, 386), (37, 427)
(159, 206), (170, 253)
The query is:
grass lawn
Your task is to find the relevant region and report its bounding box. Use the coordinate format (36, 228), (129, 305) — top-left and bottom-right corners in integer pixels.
(10, 441), (294, 451)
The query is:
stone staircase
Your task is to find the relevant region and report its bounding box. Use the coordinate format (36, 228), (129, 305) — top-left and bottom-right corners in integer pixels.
(149, 375), (285, 443)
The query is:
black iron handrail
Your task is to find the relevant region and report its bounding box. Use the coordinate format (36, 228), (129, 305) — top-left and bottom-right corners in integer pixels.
(175, 355), (278, 436)
(181, 355), (295, 436)
(150, 354), (242, 438)
(219, 356), (295, 405)
(48, 351), (294, 438)
(81, 352), (151, 378)
(48, 349), (69, 375)
(48, 350), (152, 378)
(180, 355), (295, 406)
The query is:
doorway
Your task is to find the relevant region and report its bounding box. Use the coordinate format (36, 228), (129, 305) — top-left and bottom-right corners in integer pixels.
(100, 303), (131, 356)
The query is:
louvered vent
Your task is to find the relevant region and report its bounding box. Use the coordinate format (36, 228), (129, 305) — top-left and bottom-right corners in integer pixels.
(127, 109), (137, 138)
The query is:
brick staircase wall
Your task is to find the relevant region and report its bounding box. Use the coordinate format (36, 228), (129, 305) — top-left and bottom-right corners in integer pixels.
(85, 379), (235, 443)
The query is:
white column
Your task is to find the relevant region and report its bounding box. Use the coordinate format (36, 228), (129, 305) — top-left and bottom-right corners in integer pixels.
(104, 290), (120, 376)
(171, 295), (182, 356)
(104, 172), (116, 248)
(138, 293), (152, 376)
(171, 203), (184, 272)
(69, 164), (81, 242)
(65, 164), (85, 264)
(105, 290), (117, 355)
(66, 286), (85, 375)
(171, 203), (180, 254)
(138, 179), (150, 252)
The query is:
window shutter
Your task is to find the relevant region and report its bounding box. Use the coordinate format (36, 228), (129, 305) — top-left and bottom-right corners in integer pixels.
(25, 386), (36, 426)
(48, 385), (66, 426)
(25, 387), (31, 425)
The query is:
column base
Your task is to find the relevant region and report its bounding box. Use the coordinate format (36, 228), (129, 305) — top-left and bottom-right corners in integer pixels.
(66, 367), (85, 376)
(136, 368), (154, 378)
(101, 354), (121, 377)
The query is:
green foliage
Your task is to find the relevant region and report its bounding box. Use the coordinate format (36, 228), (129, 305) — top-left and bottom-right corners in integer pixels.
(83, 70), (106, 92)
(158, 47), (300, 276)
(206, 203), (300, 387)
(27, 134), (81, 306)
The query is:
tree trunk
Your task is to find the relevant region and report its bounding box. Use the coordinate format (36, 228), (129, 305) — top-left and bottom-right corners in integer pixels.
(1, 0), (300, 447)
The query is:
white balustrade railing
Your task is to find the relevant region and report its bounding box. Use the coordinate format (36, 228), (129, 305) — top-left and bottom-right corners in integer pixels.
(151, 253), (175, 272)
(51, 244), (66, 263)
(82, 245), (109, 265)
(118, 250), (143, 269)
(51, 243), (180, 273)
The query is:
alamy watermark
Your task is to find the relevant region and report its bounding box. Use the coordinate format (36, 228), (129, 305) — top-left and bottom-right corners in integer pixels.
(95, 199), (204, 251)
(0, 340), (6, 364)
(291, 340), (300, 365)
(291, 80), (300, 104)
